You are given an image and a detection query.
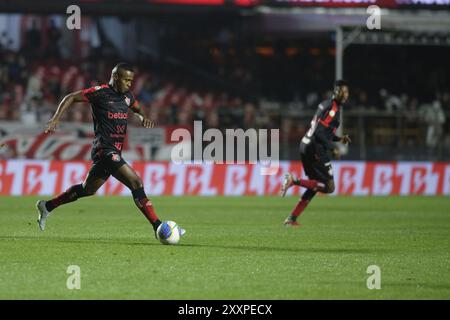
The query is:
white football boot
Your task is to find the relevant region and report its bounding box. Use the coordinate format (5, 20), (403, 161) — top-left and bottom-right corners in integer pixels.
(36, 200), (50, 231)
(178, 226), (186, 237)
(280, 173), (295, 197)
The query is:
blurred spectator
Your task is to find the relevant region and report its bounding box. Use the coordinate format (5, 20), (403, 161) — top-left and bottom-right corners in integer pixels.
(46, 19), (62, 60)
(385, 92), (402, 113)
(419, 99), (446, 155)
(137, 81), (155, 105)
(356, 90), (369, 110)
(243, 102), (256, 129)
(305, 92), (319, 109)
(25, 67), (44, 102)
(20, 96), (39, 125)
(23, 20), (42, 59)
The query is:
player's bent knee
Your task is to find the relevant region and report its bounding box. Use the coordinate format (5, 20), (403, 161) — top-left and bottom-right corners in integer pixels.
(130, 179), (143, 191)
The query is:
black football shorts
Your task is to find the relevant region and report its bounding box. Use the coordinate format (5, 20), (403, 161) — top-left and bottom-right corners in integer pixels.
(300, 143), (334, 183)
(89, 149), (127, 180)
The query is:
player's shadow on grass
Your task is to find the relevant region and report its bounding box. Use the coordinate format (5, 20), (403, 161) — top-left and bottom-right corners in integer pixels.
(0, 235), (390, 254)
(0, 235), (158, 246)
(177, 243), (388, 254)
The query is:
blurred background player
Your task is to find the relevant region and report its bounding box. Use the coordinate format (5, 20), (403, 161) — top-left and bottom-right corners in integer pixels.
(35, 62), (185, 238)
(280, 80), (351, 226)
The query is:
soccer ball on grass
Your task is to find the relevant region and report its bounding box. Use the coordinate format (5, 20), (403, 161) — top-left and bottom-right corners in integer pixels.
(156, 221), (181, 245)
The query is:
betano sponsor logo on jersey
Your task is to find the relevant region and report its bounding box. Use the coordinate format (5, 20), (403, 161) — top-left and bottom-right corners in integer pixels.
(107, 111), (128, 119)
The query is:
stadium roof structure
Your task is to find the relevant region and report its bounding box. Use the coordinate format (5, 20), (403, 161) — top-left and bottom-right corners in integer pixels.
(253, 6), (450, 34)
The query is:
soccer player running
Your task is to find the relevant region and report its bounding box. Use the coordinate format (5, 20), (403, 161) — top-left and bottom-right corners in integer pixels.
(280, 80), (351, 226)
(36, 63), (185, 238)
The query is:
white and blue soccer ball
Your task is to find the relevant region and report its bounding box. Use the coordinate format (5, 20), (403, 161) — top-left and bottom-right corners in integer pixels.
(156, 221), (181, 245)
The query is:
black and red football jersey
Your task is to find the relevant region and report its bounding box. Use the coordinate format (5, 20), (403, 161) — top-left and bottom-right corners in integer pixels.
(82, 84), (139, 155)
(301, 99), (342, 151)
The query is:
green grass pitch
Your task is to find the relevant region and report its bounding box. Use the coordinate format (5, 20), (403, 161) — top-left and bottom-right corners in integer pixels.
(0, 195), (449, 299)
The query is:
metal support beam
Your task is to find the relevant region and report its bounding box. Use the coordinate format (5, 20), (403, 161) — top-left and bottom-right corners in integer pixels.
(335, 26), (363, 155)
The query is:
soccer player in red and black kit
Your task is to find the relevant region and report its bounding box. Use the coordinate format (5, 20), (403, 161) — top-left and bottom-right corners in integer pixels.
(36, 63), (185, 238)
(280, 80), (351, 226)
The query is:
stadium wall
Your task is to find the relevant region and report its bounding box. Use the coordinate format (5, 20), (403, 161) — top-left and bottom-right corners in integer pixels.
(1, 160), (449, 196)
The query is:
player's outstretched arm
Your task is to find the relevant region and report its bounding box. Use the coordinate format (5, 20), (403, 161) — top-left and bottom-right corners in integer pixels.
(332, 134), (351, 144)
(130, 103), (154, 129)
(45, 90), (85, 133)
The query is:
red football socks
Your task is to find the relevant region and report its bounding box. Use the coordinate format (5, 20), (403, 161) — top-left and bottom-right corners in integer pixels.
(291, 199), (310, 218)
(134, 197), (160, 225)
(296, 179), (326, 192)
(46, 184), (85, 212)
(132, 187), (160, 226)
